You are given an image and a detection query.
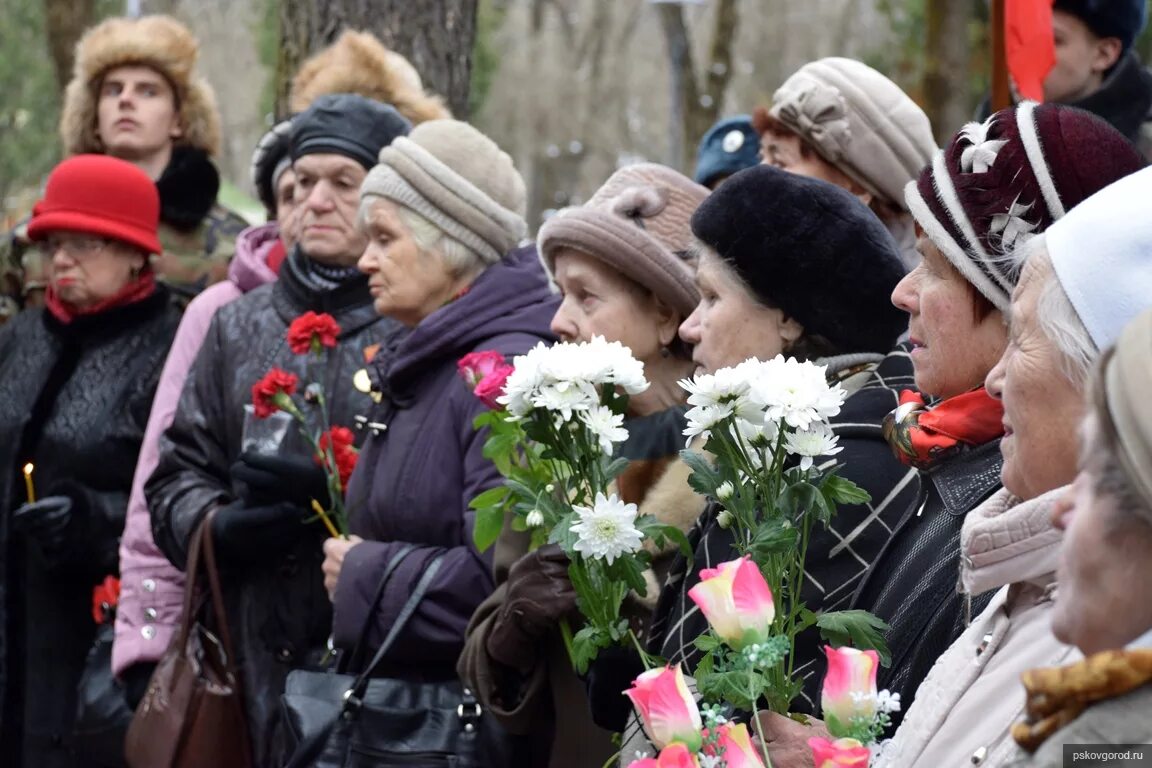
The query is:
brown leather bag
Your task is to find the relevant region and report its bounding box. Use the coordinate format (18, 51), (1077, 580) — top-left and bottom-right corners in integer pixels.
(124, 509), (252, 768)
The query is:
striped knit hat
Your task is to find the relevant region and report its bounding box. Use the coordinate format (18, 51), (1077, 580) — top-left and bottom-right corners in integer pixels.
(907, 103), (1142, 313)
(906, 101), (1144, 312)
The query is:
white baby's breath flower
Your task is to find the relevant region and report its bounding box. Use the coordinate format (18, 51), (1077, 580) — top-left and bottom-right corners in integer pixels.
(715, 481), (734, 501)
(525, 509), (545, 528)
(783, 423), (842, 470)
(876, 689), (901, 714)
(569, 492), (643, 564)
(579, 405), (629, 455)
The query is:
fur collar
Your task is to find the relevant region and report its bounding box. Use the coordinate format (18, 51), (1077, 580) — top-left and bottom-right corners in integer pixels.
(156, 147), (219, 231)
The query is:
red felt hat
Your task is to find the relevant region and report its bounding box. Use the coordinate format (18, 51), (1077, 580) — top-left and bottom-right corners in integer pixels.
(27, 154), (162, 255)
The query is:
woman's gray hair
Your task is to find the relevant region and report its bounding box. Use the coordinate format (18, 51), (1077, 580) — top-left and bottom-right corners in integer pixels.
(1022, 234), (1098, 386)
(359, 197), (487, 280)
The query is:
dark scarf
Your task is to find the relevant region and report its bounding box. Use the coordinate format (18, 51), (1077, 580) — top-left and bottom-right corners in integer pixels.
(882, 387), (1004, 470)
(44, 270), (158, 325)
(1013, 648), (1152, 752)
(1070, 51), (1152, 143)
(155, 146), (220, 232)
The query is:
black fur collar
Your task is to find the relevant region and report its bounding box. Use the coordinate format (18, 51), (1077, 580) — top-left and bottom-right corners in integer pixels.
(155, 146), (220, 232)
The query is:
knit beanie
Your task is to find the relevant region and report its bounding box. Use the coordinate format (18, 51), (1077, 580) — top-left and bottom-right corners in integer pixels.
(251, 118), (294, 215)
(1102, 307), (1152, 519)
(768, 57), (936, 210)
(694, 116), (761, 187)
(290, 93), (412, 170)
(907, 101), (1145, 313)
(60, 15), (221, 157)
(1046, 165), (1152, 350)
(28, 155), (162, 255)
(538, 163), (709, 318)
(1054, 0), (1149, 52)
(360, 119), (527, 265)
(691, 164), (908, 355)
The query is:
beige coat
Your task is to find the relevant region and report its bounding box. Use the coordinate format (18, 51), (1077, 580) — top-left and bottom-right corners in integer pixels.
(875, 487), (1080, 768)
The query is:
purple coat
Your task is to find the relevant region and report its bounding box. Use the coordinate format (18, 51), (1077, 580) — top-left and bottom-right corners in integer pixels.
(333, 245), (558, 677)
(112, 223), (280, 676)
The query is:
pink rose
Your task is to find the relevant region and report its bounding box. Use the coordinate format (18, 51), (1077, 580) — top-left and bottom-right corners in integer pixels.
(821, 646), (878, 734)
(627, 743), (699, 768)
(474, 364), (513, 410)
(625, 665), (703, 752)
(808, 737), (870, 768)
(687, 556), (776, 650)
(457, 350), (507, 389)
(709, 723), (766, 768)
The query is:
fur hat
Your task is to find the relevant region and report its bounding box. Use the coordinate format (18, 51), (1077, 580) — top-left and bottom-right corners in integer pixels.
(538, 164), (709, 318)
(768, 58), (936, 210)
(907, 101), (1145, 313)
(362, 119), (527, 266)
(289, 30), (450, 124)
(1053, 0), (1149, 52)
(691, 164), (908, 355)
(60, 15), (221, 157)
(694, 115), (761, 188)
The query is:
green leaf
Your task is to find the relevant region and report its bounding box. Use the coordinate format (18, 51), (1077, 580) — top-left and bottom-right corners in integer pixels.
(640, 520), (694, 562)
(679, 449), (724, 498)
(693, 633), (721, 653)
(816, 610), (892, 666)
(822, 473), (872, 506)
(468, 485), (510, 511)
(749, 518), (799, 560)
(603, 456), (631, 484)
(472, 505), (505, 552)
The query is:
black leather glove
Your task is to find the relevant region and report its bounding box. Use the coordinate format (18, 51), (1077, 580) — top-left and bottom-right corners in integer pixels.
(586, 644), (646, 732)
(12, 495), (77, 564)
(231, 450), (330, 508)
(120, 661), (157, 711)
(210, 500), (307, 565)
(486, 544), (579, 670)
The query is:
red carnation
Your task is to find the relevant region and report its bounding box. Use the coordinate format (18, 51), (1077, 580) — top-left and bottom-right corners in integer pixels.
(458, 350), (507, 389)
(287, 311), (341, 355)
(316, 426), (359, 490)
(252, 368), (299, 418)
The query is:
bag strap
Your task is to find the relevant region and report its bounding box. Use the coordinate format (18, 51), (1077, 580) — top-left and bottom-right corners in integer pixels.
(342, 542), (417, 673)
(174, 509), (210, 655)
(342, 553), (445, 713)
(199, 506), (239, 668)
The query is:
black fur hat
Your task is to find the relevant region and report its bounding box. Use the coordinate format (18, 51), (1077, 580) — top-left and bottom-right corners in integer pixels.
(1053, 0), (1149, 51)
(690, 164), (909, 355)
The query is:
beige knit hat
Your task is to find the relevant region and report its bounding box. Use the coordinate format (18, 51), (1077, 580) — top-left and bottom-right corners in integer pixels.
(769, 57), (936, 210)
(1102, 307), (1152, 520)
(537, 164), (708, 318)
(60, 15), (221, 157)
(360, 119), (527, 265)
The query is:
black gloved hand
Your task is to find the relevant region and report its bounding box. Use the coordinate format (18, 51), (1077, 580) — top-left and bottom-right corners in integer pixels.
(585, 644), (646, 733)
(231, 450), (330, 508)
(12, 495), (77, 563)
(210, 500), (307, 565)
(486, 544), (579, 670)
(120, 661), (157, 711)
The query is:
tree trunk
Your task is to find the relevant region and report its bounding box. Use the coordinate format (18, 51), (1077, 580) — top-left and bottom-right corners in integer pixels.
(43, 0), (96, 91)
(275, 0), (479, 119)
(923, 0), (973, 142)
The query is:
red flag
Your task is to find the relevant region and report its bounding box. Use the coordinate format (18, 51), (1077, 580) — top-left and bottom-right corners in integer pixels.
(1006, 0), (1056, 102)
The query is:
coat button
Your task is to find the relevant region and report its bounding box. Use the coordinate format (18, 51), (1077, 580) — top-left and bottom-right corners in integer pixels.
(276, 647), (293, 662)
(975, 632), (993, 657)
(141, 625), (156, 640)
(144, 607), (158, 620)
(971, 746), (988, 764)
(142, 579), (156, 592)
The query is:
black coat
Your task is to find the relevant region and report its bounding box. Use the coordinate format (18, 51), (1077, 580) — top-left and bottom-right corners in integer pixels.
(0, 290), (180, 768)
(146, 251), (401, 766)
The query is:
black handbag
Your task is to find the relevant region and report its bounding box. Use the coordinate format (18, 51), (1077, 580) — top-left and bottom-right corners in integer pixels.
(280, 545), (522, 767)
(73, 621), (132, 768)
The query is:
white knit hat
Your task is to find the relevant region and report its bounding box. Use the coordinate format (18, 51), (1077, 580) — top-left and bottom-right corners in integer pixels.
(769, 57), (937, 210)
(1047, 165), (1152, 349)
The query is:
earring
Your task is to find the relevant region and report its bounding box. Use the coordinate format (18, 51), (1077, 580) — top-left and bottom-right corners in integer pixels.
(660, 345), (672, 359)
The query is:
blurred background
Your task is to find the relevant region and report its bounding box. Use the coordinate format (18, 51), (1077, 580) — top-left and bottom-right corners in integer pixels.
(4, 0), (1151, 231)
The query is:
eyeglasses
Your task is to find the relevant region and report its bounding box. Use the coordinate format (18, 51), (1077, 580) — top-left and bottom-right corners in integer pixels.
(36, 236), (110, 260)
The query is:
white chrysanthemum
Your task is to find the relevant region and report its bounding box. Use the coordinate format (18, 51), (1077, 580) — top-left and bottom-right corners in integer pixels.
(679, 366), (753, 410)
(783, 423), (842, 470)
(579, 405), (629, 455)
(682, 402), (739, 447)
(587, 335), (650, 394)
(715, 480), (734, 501)
(497, 342), (551, 418)
(532, 379), (599, 421)
(750, 356), (846, 430)
(569, 492), (643, 564)
(733, 414), (778, 449)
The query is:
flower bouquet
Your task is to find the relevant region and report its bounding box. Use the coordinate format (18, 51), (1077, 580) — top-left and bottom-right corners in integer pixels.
(805, 645), (900, 767)
(677, 356), (890, 715)
(249, 311), (359, 537)
(460, 336), (689, 673)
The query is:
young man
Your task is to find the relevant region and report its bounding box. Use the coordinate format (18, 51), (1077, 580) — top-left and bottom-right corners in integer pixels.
(4, 15), (249, 309)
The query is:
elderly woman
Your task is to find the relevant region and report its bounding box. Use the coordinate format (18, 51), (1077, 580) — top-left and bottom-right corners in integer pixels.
(1016, 317), (1152, 765)
(754, 57), (937, 268)
(458, 163), (709, 768)
(863, 109), (1146, 768)
(590, 163), (915, 752)
(0, 155), (180, 767)
(319, 121), (557, 715)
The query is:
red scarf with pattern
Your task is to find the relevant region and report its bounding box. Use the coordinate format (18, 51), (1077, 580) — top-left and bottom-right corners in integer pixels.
(882, 387), (1005, 470)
